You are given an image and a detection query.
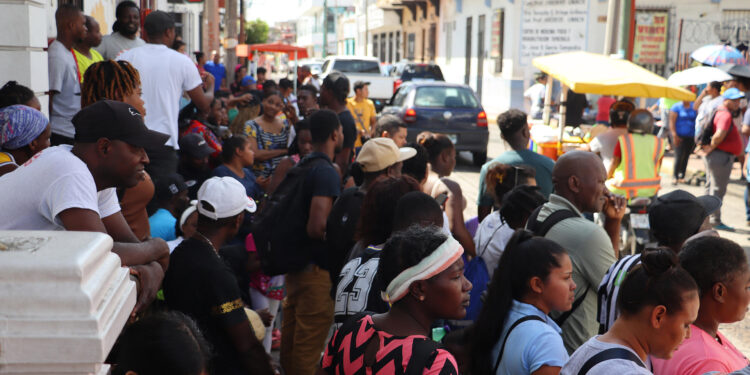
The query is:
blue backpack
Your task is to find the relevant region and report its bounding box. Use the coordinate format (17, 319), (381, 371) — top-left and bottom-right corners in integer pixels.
(463, 253), (490, 321)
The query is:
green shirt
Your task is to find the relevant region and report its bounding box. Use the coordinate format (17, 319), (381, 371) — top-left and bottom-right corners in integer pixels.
(531, 194), (617, 353)
(477, 149), (555, 207)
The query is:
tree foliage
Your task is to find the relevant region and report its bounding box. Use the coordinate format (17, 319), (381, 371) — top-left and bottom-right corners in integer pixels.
(244, 19), (269, 44)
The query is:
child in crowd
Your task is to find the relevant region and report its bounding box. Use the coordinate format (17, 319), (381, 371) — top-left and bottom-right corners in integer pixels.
(148, 173), (190, 241)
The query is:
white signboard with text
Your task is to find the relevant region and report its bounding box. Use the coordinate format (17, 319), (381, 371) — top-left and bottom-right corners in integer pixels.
(520, 0), (589, 66)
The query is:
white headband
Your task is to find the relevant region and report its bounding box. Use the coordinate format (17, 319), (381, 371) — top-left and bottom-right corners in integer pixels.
(381, 236), (464, 303)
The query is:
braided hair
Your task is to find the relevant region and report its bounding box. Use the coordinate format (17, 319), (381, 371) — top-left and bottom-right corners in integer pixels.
(81, 60), (141, 108)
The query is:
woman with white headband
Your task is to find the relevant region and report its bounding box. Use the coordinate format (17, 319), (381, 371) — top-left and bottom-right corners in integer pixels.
(321, 225), (471, 374)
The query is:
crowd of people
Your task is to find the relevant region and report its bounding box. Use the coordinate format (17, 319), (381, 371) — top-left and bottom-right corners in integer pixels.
(3, 4), (750, 375)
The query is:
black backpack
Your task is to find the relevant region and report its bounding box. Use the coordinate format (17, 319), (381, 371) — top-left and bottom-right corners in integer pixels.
(526, 207), (589, 326)
(696, 107), (729, 146)
(252, 154), (331, 276)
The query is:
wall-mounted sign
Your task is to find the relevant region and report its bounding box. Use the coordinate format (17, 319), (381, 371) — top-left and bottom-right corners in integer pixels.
(519, 0), (589, 66)
(633, 11), (668, 65)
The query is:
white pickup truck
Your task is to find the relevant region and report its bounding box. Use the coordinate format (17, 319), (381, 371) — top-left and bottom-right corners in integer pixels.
(320, 56), (397, 111)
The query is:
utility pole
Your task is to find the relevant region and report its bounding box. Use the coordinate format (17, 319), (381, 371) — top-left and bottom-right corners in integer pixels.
(603, 0), (619, 55)
(322, 0), (328, 57)
(617, 0), (632, 59)
(239, 0), (246, 45)
(226, 0), (238, 83)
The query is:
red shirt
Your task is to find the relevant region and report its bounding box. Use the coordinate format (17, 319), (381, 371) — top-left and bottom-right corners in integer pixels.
(597, 96), (617, 122)
(714, 107), (743, 155)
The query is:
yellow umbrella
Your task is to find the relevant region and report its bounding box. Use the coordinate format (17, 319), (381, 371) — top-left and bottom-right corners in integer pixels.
(532, 51), (695, 101)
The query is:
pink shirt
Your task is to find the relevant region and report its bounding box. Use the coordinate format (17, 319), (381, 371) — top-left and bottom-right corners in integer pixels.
(652, 325), (748, 375)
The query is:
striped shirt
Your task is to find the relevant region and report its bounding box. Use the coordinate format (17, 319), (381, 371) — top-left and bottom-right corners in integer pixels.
(597, 254), (642, 333)
(244, 119), (289, 178)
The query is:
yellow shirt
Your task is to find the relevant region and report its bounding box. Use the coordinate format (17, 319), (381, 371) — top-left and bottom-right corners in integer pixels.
(73, 48), (104, 83)
(346, 97), (376, 147)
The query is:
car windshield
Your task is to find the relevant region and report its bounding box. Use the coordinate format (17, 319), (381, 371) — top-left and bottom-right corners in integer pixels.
(332, 60), (381, 74)
(414, 86), (478, 108)
(402, 65), (444, 80)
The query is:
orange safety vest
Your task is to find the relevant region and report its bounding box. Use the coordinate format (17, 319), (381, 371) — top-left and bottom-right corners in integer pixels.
(607, 133), (664, 199)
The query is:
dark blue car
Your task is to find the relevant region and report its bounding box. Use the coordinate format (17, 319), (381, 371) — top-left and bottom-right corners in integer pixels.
(381, 81), (489, 166)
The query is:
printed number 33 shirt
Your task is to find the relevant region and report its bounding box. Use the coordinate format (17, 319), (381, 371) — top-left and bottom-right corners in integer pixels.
(164, 237), (249, 375)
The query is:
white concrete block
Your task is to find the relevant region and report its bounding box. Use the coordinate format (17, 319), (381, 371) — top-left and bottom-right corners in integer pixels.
(0, 231), (136, 374)
(0, 50), (49, 94)
(0, 2), (47, 48)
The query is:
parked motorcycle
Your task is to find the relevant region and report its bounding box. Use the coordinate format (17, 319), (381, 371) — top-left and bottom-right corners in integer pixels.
(620, 197), (656, 256)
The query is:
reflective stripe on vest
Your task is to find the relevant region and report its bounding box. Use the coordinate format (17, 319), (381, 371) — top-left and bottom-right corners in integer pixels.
(611, 134), (664, 199)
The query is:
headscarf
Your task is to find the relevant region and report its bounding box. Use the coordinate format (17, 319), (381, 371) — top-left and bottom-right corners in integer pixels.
(0, 105), (48, 150)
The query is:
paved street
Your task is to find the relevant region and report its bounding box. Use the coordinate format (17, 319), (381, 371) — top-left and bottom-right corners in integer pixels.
(452, 118), (750, 353)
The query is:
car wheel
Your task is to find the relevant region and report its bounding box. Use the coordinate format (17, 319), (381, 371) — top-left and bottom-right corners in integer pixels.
(472, 151), (487, 167)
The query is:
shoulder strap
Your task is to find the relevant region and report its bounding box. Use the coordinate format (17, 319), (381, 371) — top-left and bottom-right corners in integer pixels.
(492, 315), (546, 374)
(477, 213), (505, 259)
(404, 337), (443, 374)
(554, 284), (590, 327)
(527, 207), (579, 237)
(577, 348), (645, 375)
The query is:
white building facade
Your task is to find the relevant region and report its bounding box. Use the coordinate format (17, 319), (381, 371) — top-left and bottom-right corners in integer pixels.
(436, 0), (610, 115)
(296, 0), (354, 57)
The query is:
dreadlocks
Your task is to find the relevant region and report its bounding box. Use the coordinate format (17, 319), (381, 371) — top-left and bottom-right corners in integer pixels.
(81, 60), (141, 108)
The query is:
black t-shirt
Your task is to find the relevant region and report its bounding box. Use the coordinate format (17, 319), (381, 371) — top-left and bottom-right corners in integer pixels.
(163, 238), (249, 375)
(301, 152), (342, 269)
(338, 109), (357, 149)
(333, 244), (389, 326)
(565, 90), (589, 126)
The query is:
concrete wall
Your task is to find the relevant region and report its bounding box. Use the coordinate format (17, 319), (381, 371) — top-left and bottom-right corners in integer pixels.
(2, 0), (50, 116)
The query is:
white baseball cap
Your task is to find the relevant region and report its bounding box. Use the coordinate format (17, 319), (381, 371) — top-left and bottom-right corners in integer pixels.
(197, 177), (257, 220)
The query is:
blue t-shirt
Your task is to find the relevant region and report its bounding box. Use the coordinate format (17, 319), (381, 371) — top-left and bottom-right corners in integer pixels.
(203, 62), (226, 92)
(477, 149), (555, 206)
(211, 165), (263, 200)
(670, 102), (697, 137)
(149, 208), (177, 241)
(491, 300), (569, 374)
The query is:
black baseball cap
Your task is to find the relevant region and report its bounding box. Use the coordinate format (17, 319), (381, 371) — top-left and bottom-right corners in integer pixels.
(178, 133), (214, 159)
(353, 81), (370, 91)
(649, 190), (721, 240)
(73, 100), (169, 149)
(154, 172), (188, 201)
